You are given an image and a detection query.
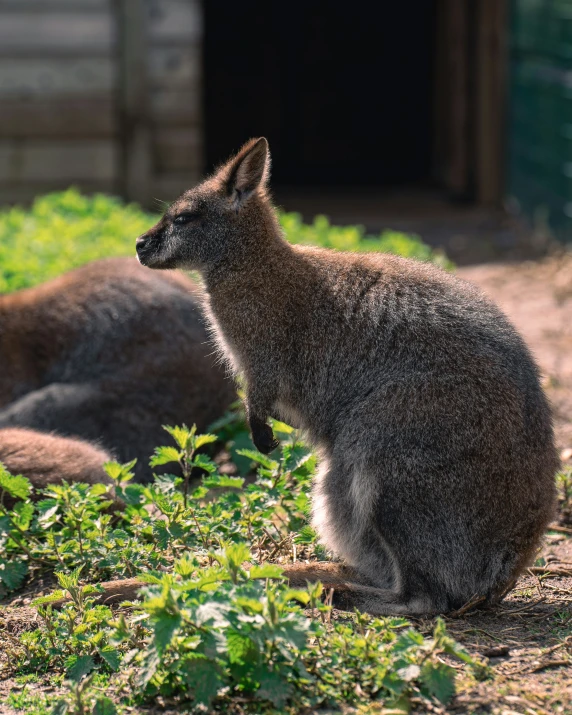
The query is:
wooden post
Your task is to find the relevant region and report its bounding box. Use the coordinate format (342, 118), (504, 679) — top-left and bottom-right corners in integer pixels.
(117, 0), (152, 206)
(475, 0), (508, 205)
(446, 0), (470, 199)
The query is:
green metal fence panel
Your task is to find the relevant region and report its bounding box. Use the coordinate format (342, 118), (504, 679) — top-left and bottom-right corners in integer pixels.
(508, 0), (572, 238)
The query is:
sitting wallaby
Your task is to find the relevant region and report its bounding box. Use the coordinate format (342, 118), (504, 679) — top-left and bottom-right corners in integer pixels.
(0, 427), (117, 511)
(0, 258), (235, 482)
(135, 138), (559, 615)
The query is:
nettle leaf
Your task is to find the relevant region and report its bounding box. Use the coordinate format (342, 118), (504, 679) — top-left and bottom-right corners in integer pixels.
(227, 630), (257, 664)
(0, 559), (28, 590)
(37, 504), (59, 528)
(98, 646), (121, 671)
(118, 483), (145, 505)
(103, 460), (136, 483)
(397, 664), (421, 682)
(254, 667), (292, 707)
(174, 555), (196, 578)
(33, 590), (66, 606)
(150, 446), (181, 467)
(50, 700), (68, 715)
(236, 449), (279, 470)
(283, 589), (311, 605)
(56, 566), (82, 591)
(181, 654), (223, 706)
(294, 525), (316, 544)
(234, 596), (264, 614)
(203, 476), (244, 490)
(153, 611), (181, 655)
(195, 601), (232, 629)
(152, 522), (170, 550)
(250, 564), (284, 580)
(420, 661), (456, 704)
(282, 443), (312, 472)
(192, 453), (218, 474)
(195, 433), (218, 449)
(270, 419), (295, 436)
(0, 464), (31, 500)
(66, 654), (96, 682)
(136, 645), (160, 690)
(92, 697), (117, 715)
(394, 629), (425, 651)
(11, 501), (34, 530)
(164, 424), (195, 450)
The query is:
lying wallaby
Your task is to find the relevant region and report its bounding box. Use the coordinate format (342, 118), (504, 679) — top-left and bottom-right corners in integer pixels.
(0, 427), (116, 510)
(0, 258), (235, 482)
(136, 138), (559, 615)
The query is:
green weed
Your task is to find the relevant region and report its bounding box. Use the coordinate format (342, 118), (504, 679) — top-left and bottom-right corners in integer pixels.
(1, 422), (485, 713)
(0, 189), (450, 294)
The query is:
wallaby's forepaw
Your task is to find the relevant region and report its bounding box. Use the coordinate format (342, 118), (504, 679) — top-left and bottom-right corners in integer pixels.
(252, 422), (279, 454)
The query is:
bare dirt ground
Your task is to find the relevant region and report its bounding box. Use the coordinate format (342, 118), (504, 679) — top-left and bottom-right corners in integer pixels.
(1, 255), (572, 714)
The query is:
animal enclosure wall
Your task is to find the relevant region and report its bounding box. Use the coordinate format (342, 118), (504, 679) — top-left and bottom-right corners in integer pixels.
(0, 0), (203, 206)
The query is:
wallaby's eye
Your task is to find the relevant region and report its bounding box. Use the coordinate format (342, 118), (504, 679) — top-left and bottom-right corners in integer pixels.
(173, 211), (200, 226)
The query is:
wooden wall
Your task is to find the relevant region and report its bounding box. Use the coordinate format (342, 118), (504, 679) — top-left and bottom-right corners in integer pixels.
(0, 0), (203, 207)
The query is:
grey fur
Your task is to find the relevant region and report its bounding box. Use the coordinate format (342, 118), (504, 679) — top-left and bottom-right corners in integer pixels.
(136, 138), (558, 615)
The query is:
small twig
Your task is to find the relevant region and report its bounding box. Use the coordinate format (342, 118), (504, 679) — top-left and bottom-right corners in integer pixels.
(530, 659), (570, 673)
(527, 568), (544, 598)
(502, 597), (546, 616)
(547, 524), (572, 534)
(542, 634), (572, 657)
(268, 536), (290, 560)
(529, 566), (572, 576)
(447, 594), (486, 618)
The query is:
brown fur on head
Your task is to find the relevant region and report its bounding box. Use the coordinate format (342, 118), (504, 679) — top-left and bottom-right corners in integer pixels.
(136, 138), (276, 272)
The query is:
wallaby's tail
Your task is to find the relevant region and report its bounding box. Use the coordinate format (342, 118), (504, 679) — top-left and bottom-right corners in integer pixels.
(44, 562), (441, 616)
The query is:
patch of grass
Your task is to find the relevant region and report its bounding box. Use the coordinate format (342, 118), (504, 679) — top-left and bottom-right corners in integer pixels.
(0, 189), (451, 294)
(3, 687), (51, 715)
(0, 419), (485, 713)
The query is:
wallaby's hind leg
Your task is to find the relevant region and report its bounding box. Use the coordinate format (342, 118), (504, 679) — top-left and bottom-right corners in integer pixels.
(281, 562), (437, 616)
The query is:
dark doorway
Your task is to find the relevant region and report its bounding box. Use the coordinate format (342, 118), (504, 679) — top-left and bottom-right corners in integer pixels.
(204, 1), (437, 188)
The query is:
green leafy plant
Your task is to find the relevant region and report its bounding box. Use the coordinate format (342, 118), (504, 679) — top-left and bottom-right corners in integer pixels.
(0, 190), (451, 294)
(2, 420), (487, 714)
(280, 212), (453, 269)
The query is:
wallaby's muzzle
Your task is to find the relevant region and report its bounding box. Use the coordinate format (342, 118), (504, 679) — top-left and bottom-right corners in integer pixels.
(136, 226), (165, 267)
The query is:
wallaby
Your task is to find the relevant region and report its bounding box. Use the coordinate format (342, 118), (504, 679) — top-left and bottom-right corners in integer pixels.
(0, 258), (235, 482)
(0, 427), (117, 511)
(138, 138), (558, 615)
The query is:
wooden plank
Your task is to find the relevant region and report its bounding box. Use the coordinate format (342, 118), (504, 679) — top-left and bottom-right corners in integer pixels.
(153, 172), (203, 202)
(118, 0), (152, 204)
(0, 97), (116, 137)
(0, 139), (117, 182)
(475, 0), (508, 204)
(0, 1), (110, 9)
(0, 180), (118, 206)
(149, 45), (201, 88)
(148, 0), (202, 43)
(0, 58), (115, 96)
(0, 12), (115, 54)
(150, 88), (201, 124)
(445, 0), (471, 198)
(154, 127), (202, 172)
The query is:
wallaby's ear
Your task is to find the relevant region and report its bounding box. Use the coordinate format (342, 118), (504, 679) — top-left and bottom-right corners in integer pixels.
(219, 137), (270, 210)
